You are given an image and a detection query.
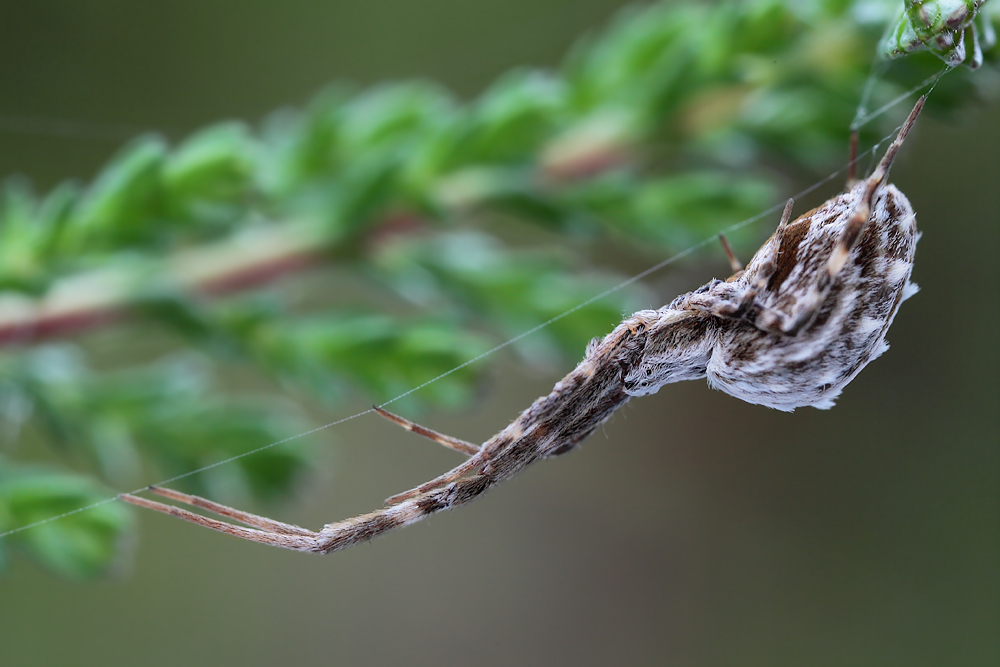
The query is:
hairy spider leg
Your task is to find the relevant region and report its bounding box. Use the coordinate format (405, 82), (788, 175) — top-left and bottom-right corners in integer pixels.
(119, 411), (496, 547)
(747, 198), (795, 294)
(121, 489), (321, 550)
(829, 95), (925, 277)
(372, 406), (489, 505)
(680, 198), (794, 320)
(146, 485), (314, 535)
(384, 453), (484, 505)
(121, 475), (500, 554)
(767, 96), (925, 336)
(718, 233), (744, 274)
(123, 317), (642, 553)
(373, 406), (480, 456)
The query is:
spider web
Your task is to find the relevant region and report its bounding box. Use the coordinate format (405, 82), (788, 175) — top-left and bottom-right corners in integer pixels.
(0, 65), (951, 542)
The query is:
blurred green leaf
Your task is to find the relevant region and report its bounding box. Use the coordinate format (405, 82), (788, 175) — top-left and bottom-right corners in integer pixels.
(0, 457), (131, 579)
(2, 348), (316, 500)
(162, 122), (256, 228)
(239, 310), (491, 410)
(372, 231), (646, 364)
(66, 136), (168, 251)
(453, 70), (567, 165)
(556, 171), (777, 251)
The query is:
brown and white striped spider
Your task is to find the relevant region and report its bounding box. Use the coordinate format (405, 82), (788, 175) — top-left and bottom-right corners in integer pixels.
(122, 98), (925, 555)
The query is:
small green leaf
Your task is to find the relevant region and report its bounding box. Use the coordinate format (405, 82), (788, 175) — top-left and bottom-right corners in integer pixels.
(163, 122), (256, 212)
(0, 458), (131, 579)
(451, 70), (567, 165)
(372, 231), (648, 364)
(561, 171), (776, 250)
(68, 135), (168, 249)
(242, 310), (489, 409)
(131, 398), (314, 502)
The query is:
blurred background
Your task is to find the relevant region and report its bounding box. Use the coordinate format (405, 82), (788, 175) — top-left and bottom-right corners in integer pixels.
(0, 1), (997, 665)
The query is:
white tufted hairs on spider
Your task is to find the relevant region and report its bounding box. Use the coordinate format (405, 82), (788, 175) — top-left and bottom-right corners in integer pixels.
(122, 97), (926, 554)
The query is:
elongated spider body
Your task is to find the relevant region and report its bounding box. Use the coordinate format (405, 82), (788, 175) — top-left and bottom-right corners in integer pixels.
(122, 98), (925, 554)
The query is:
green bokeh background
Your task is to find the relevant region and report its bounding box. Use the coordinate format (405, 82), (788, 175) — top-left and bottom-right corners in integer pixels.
(0, 1), (997, 665)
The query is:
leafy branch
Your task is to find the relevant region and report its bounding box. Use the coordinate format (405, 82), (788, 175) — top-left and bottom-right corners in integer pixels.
(1, 0), (997, 578)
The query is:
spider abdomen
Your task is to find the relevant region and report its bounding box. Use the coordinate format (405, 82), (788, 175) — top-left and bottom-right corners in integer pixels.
(707, 185), (919, 410)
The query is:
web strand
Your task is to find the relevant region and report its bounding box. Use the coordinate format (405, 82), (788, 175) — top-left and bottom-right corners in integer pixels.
(0, 114), (168, 142)
(852, 67), (951, 132)
(0, 74), (946, 542)
(853, 58), (893, 132)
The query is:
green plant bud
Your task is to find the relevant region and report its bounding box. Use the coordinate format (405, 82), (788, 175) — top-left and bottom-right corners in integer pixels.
(884, 0), (989, 68)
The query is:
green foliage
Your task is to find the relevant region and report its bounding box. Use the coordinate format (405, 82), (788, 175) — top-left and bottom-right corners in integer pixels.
(2, 348), (313, 499)
(0, 0), (997, 578)
(372, 231), (645, 363)
(235, 309), (493, 408)
(163, 123), (257, 224)
(0, 456), (130, 578)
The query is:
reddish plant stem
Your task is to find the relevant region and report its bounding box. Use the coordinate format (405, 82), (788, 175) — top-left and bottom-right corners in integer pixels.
(0, 136), (632, 348)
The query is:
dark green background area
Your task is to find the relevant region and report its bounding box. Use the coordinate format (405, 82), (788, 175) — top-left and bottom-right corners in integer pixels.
(0, 0), (625, 185)
(0, 1), (998, 665)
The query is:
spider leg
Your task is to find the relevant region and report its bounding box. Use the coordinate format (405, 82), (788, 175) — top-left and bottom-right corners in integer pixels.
(123, 337), (628, 554)
(373, 406), (485, 504)
(759, 98), (926, 337)
(747, 198), (794, 292)
(680, 199), (796, 320)
(374, 406), (480, 456)
(718, 233), (743, 274)
(384, 454), (483, 505)
(120, 491), (321, 551)
(146, 485), (315, 536)
(316, 475), (496, 554)
(828, 96), (924, 277)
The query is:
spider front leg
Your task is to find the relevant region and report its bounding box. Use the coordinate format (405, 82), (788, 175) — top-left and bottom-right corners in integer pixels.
(757, 97), (926, 337)
(120, 409), (485, 549)
(745, 198), (795, 294)
(829, 96), (923, 278)
(121, 486), (324, 551)
(677, 199), (795, 320)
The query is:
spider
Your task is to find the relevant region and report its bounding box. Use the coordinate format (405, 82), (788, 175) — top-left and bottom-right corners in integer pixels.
(121, 97), (925, 554)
